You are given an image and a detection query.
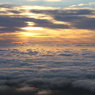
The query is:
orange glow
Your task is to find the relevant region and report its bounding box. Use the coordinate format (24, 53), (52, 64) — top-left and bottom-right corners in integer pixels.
(0, 29), (95, 44)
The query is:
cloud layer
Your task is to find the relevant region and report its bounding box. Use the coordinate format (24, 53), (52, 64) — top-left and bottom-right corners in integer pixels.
(0, 43), (95, 94)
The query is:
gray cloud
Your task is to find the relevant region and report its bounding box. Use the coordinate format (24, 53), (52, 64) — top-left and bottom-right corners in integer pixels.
(0, 4), (95, 34)
(73, 18), (95, 29)
(8, 10), (22, 14)
(31, 9), (93, 15)
(0, 15), (70, 33)
(0, 16), (27, 27)
(0, 43), (95, 94)
(0, 16), (27, 32)
(0, 4), (14, 8)
(0, 27), (21, 32)
(0, 39), (17, 44)
(31, 9), (95, 30)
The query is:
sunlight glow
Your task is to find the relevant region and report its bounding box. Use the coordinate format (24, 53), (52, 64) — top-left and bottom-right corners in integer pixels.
(26, 22), (35, 25)
(21, 32), (37, 36)
(21, 27), (44, 30)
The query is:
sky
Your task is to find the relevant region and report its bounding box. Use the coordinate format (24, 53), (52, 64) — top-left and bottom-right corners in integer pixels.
(0, 0), (95, 44)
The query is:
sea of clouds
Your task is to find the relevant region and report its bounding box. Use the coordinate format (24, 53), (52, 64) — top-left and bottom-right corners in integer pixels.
(0, 43), (95, 95)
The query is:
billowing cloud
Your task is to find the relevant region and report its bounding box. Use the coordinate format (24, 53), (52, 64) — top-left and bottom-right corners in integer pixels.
(0, 43), (95, 94)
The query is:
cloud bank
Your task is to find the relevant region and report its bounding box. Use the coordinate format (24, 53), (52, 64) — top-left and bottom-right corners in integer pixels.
(0, 43), (95, 95)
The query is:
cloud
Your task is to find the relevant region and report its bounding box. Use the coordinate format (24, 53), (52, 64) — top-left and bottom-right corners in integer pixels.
(0, 16), (27, 32)
(17, 86), (38, 92)
(0, 4), (95, 33)
(0, 6), (70, 33)
(72, 18), (95, 29)
(0, 43), (95, 94)
(0, 4), (14, 8)
(0, 4), (95, 43)
(8, 10), (22, 14)
(73, 80), (95, 92)
(69, 2), (95, 8)
(31, 8), (95, 30)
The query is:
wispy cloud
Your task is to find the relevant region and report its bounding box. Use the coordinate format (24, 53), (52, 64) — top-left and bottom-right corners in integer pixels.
(69, 2), (95, 8)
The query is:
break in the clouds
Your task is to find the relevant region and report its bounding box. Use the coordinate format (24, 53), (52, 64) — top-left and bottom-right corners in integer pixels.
(0, 4), (95, 43)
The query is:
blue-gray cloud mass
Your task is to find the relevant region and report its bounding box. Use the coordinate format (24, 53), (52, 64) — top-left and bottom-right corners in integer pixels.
(0, 4), (95, 33)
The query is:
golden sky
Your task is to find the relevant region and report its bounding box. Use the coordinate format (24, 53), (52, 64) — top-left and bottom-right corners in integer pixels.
(0, 5), (95, 44)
